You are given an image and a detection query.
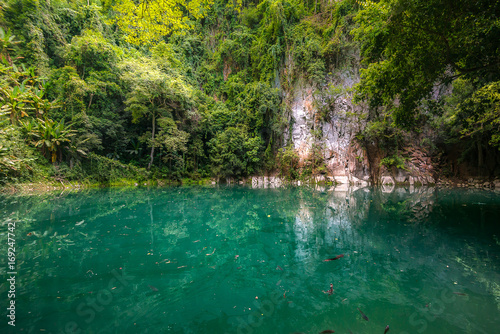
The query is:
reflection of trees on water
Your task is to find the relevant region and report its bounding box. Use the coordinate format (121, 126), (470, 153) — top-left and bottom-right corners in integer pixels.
(0, 189), (154, 332)
(285, 186), (500, 333)
(1, 186), (499, 333)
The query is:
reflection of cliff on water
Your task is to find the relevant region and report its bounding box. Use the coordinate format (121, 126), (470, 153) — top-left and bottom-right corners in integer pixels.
(285, 186), (500, 327)
(1, 186), (499, 333)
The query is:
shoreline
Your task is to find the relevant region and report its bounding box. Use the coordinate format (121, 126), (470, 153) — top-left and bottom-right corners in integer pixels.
(0, 177), (216, 195)
(2, 175), (500, 195)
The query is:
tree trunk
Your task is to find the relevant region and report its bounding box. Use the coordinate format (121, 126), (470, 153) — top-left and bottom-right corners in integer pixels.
(365, 139), (381, 185)
(477, 139), (483, 176)
(159, 147), (162, 169)
(148, 114), (156, 170)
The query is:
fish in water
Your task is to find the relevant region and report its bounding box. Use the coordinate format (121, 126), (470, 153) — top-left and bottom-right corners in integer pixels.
(276, 265), (283, 271)
(148, 285), (159, 292)
(324, 254), (344, 261)
(453, 292), (467, 296)
(320, 330), (335, 333)
(384, 325), (390, 334)
(323, 283), (334, 295)
(357, 308), (369, 321)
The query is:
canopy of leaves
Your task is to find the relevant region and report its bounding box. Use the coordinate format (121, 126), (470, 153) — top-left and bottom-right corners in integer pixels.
(208, 126), (263, 178)
(3, 0), (498, 184)
(353, 0), (500, 128)
(112, 0), (214, 45)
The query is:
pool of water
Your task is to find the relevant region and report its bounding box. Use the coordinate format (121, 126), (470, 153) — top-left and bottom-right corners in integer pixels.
(1, 185), (500, 334)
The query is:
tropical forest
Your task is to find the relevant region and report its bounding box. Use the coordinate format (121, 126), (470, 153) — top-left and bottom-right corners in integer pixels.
(0, 0), (498, 187)
(1, 1), (500, 334)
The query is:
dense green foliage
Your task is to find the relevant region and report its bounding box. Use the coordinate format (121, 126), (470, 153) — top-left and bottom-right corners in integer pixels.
(354, 0), (499, 127)
(0, 0), (360, 184)
(353, 0), (500, 176)
(0, 0), (498, 185)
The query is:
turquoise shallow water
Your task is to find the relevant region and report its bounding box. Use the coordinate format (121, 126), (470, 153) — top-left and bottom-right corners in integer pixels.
(1, 186), (500, 334)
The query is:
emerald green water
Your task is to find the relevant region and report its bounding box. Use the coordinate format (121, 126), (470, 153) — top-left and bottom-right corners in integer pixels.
(1, 186), (500, 334)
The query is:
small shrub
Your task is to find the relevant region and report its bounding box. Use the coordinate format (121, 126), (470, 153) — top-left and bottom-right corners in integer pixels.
(380, 154), (408, 170)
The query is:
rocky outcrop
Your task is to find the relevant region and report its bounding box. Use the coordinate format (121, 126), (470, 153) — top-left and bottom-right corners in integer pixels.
(278, 70), (499, 185)
(284, 71), (371, 184)
(250, 175), (368, 188)
(280, 70), (447, 186)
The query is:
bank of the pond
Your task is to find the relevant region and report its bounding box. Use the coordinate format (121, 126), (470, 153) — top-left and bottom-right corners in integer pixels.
(0, 179), (155, 195)
(0, 177), (218, 194)
(3, 173), (500, 195)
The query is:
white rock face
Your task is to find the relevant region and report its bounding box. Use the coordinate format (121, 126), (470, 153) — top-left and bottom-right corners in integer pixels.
(286, 71), (367, 180)
(279, 71), (437, 186)
(333, 176), (349, 184)
(290, 87), (315, 159)
(381, 176), (395, 185)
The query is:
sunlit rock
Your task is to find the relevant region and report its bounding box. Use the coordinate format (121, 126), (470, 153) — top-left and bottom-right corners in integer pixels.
(381, 183), (395, 193)
(381, 176), (395, 185)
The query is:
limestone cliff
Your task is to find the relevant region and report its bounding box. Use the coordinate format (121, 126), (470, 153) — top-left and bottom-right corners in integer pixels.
(282, 71), (436, 186)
